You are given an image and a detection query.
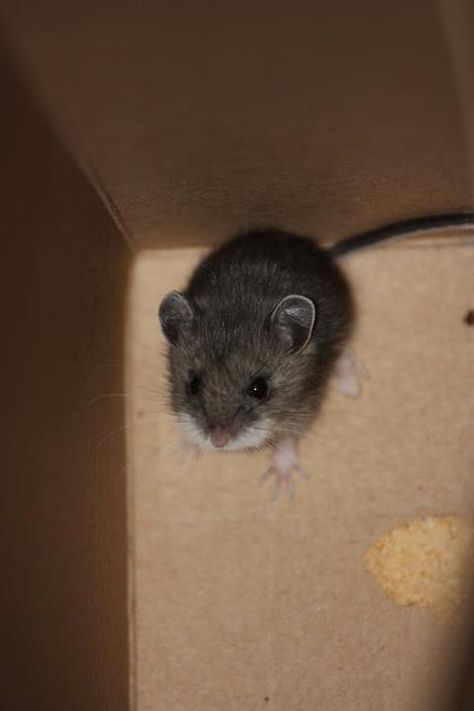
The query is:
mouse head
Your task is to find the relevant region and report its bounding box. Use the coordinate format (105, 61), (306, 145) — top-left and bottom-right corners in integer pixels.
(158, 291), (317, 451)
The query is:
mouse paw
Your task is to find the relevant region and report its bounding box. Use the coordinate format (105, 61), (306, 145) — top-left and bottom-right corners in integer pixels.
(333, 347), (368, 398)
(260, 437), (307, 499)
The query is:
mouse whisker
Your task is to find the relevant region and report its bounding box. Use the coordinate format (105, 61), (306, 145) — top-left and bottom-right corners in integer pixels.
(162, 435), (202, 462)
(88, 392), (130, 408)
(91, 421), (143, 463)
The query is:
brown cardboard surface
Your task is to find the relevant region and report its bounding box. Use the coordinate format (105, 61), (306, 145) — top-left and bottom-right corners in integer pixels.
(2, 0), (474, 247)
(126, 240), (473, 710)
(0, 41), (131, 709)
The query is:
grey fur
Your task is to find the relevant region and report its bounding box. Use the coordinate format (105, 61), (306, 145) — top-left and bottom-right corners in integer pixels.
(159, 228), (354, 449)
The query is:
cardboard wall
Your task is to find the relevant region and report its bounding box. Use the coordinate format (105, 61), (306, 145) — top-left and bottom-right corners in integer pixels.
(1, 0), (473, 248)
(0, 42), (131, 710)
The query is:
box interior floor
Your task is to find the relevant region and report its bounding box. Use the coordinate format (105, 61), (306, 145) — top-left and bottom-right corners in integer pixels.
(126, 239), (474, 711)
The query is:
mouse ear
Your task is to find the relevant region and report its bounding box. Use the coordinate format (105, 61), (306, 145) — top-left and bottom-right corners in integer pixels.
(158, 291), (194, 345)
(269, 294), (316, 353)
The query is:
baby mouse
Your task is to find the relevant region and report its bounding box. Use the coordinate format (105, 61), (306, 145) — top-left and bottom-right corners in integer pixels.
(158, 212), (474, 496)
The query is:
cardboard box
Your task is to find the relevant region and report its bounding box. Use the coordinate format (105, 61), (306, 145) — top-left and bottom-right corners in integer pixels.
(1, 2), (473, 709)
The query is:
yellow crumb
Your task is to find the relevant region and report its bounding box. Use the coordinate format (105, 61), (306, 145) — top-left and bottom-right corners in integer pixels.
(364, 516), (474, 624)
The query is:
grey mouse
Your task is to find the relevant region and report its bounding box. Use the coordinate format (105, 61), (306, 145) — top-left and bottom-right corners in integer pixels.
(158, 213), (474, 495)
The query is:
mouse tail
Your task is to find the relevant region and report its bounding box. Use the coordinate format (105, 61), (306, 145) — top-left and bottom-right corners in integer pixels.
(329, 212), (474, 258)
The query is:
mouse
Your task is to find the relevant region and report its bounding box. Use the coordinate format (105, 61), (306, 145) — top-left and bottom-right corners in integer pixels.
(158, 212), (474, 497)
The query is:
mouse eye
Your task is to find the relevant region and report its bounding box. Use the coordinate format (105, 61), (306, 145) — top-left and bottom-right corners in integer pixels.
(188, 374), (200, 396)
(247, 376), (269, 400)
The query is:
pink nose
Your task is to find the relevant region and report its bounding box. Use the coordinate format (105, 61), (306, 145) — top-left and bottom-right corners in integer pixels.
(209, 425), (231, 448)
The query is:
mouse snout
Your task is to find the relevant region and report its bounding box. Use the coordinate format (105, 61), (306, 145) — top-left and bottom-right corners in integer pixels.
(209, 424), (232, 448)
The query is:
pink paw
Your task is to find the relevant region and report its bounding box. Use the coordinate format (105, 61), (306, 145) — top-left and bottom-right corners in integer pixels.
(259, 437), (308, 499)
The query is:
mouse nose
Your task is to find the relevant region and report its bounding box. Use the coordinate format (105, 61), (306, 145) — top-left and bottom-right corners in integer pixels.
(209, 425), (231, 448)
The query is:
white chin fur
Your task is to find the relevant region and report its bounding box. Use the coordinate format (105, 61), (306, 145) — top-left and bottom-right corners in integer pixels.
(177, 412), (272, 452)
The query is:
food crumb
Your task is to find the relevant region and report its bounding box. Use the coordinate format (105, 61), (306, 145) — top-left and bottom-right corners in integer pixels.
(364, 516), (474, 624)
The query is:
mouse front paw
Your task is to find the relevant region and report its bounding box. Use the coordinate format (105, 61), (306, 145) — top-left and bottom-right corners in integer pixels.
(260, 436), (308, 499)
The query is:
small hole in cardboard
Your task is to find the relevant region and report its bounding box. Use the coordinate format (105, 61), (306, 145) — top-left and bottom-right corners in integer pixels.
(464, 309), (474, 326)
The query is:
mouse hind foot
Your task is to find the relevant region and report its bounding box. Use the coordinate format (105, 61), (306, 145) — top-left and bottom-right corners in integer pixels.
(332, 347), (368, 398)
